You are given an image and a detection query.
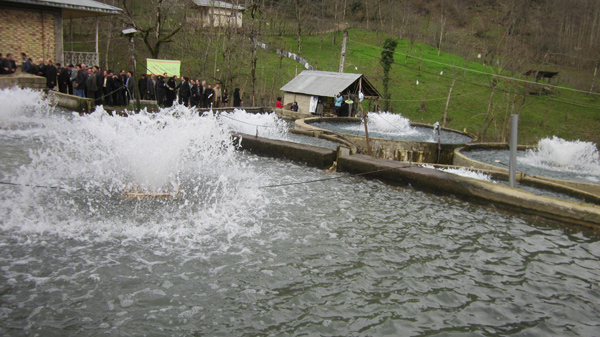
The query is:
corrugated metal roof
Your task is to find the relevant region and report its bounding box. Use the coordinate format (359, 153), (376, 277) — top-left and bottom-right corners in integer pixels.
(280, 70), (363, 97)
(1, 0), (122, 14)
(192, 0), (245, 10)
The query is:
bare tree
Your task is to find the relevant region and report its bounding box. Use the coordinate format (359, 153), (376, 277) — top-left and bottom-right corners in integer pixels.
(120, 0), (189, 59)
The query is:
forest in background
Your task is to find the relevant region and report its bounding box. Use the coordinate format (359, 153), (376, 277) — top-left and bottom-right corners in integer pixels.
(65, 0), (600, 144)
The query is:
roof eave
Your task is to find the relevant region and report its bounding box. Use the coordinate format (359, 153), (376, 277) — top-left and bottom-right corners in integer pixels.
(1, 0), (122, 17)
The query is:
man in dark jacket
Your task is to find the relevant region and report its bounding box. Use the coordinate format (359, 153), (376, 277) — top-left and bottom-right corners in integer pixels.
(45, 60), (57, 90)
(190, 79), (199, 107)
(138, 74), (147, 100)
(68, 64), (76, 95)
(74, 64), (87, 97)
(93, 66), (103, 105)
(119, 70), (127, 106)
(102, 70), (113, 106)
(177, 76), (191, 106)
(21, 53), (31, 74)
(147, 74), (156, 100)
(57, 63), (69, 93)
(86, 68), (97, 99)
(1, 54), (17, 74)
(156, 75), (167, 106)
(112, 72), (123, 106)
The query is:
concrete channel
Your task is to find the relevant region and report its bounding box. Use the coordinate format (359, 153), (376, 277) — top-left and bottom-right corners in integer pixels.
(234, 131), (600, 229)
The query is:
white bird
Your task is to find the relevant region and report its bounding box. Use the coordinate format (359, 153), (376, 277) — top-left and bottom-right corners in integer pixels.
(416, 80), (419, 85)
(440, 71), (443, 75)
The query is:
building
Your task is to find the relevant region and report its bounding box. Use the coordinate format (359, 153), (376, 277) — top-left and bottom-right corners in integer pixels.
(0, 0), (122, 67)
(190, 0), (245, 29)
(280, 70), (381, 116)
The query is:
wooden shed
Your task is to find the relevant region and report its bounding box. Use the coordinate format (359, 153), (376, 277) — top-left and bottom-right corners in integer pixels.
(280, 70), (381, 116)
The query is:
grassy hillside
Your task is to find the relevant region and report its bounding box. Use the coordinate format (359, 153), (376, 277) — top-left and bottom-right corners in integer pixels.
(260, 29), (600, 146)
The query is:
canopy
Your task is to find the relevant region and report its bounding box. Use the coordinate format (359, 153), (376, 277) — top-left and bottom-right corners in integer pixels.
(147, 59), (180, 77)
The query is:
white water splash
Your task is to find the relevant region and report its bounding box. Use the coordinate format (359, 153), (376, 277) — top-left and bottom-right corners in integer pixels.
(364, 112), (420, 136)
(220, 109), (288, 139)
(521, 136), (600, 181)
(0, 88), (267, 243)
(421, 164), (494, 182)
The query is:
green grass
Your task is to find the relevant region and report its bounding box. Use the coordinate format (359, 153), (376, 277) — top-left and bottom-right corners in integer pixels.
(258, 29), (600, 145)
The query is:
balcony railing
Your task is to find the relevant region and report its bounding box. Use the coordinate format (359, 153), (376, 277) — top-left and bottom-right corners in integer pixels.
(63, 51), (99, 67)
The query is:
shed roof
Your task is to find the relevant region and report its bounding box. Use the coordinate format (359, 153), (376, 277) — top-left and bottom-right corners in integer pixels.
(280, 70), (381, 98)
(1, 0), (122, 18)
(192, 0), (245, 11)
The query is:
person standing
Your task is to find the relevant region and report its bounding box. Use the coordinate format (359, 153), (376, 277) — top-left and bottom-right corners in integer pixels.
(333, 92), (343, 116)
(214, 83), (222, 108)
(276, 97), (284, 108)
(3, 54), (17, 74)
(86, 68), (97, 99)
(165, 76), (177, 107)
(44, 60), (57, 90)
(199, 80), (207, 108)
(156, 75), (166, 106)
(112, 72), (123, 106)
(190, 79), (199, 107)
(102, 70), (113, 106)
(221, 88), (229, 107)
(68, 64), (77, 95)
(94, 66), (103, 105)
(125, 71), (135, 104)
(57, 63), (69, 93)
(177, 76), (190, 106)
(147, 74), (156, 100)
(138, 74), (147, 100)
(74, 64), (87, 97)
(233, 88), (242, 107)
(205, 84), (215, 108)
(36, 58), (45, 77)
(118, 70), (127, 106)
(20, 53), (31, 74)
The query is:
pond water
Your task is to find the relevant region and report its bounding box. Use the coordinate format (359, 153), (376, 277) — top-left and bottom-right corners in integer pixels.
(1, 88), (599, 336)
(464, 140), (600, 184)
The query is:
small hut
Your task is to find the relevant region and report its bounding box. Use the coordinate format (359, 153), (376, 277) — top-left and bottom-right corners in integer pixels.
(190, 0), (245, 29)
(280, 70), (381, 116)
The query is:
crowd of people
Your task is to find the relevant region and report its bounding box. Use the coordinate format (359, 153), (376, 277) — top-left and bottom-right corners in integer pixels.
(1, 52), (244, 109)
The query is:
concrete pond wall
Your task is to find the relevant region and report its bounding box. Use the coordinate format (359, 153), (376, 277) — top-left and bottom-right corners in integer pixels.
(294, 117), (474, 165)
(233, 132), (600, 228)
(455, 143), (600, 201)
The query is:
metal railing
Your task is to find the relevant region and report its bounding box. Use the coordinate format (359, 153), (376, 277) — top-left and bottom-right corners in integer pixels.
(63, 51), (98, 67)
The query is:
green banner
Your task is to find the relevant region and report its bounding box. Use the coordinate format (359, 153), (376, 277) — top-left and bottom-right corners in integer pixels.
(146, 59), (181, 77)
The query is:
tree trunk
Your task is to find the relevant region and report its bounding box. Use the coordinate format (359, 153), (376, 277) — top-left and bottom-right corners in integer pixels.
(480, 83), (497, 142)
(442, 72), (455, 128)
(589, 60), (599, 94)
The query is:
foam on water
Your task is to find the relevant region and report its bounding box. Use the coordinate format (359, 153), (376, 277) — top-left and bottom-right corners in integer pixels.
(421, 164), (494, 182)
(521, 136), (600, 181)
(364, 111), (422, 136)
(220, 109), (288, 139)
(0, 88), (267, 243)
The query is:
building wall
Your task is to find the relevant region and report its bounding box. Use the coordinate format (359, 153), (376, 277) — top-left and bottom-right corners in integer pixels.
(0, 8), (57, 65)
(189, 7), (243, 28)
(283, 92), (312, 115)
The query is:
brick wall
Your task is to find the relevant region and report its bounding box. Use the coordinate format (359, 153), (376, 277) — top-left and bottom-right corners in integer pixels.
(0, 8), (56, 65)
